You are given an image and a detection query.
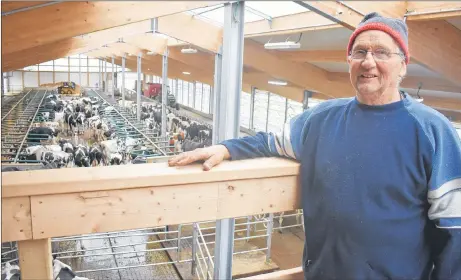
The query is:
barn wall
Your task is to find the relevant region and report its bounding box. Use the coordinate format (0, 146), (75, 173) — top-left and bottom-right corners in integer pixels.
(39, 72), (53, 85)
(24, 72), (38, 88)
(9, 71), (23, 92)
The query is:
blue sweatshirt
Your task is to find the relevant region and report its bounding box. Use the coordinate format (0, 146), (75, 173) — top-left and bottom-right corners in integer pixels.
(221, 92), (461, 280)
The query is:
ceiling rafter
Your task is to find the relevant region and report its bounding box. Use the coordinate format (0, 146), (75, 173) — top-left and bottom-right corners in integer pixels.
(295, 1), (461, 86)
(2, 1), (222, 55)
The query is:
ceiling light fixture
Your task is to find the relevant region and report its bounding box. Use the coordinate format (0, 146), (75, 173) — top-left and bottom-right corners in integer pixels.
(181, 48), (198, 54)
(182, 71), (191, 75)
(268, 80), (287, 86)
(264, 41), (301, 50)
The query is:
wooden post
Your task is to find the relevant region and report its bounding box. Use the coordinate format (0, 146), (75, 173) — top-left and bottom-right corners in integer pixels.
(18, 239), (53, 280)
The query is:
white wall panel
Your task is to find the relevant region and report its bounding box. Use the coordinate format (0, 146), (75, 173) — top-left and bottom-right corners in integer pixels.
(55, 72), (68, 83)
(39, 72), (53, 85)
(89, 73), (100, 88)
(10, 71), (23, 90)
(24, 72), (38, 87)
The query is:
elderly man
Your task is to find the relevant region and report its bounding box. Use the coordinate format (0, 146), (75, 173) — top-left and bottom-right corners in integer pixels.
(169, 13), (461, 280)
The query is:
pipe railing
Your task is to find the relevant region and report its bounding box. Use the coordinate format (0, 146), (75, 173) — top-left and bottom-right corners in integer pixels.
(1, 157), (300, 279)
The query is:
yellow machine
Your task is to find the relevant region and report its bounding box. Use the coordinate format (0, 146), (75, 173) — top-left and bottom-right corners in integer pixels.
(57, 82), (81, 96)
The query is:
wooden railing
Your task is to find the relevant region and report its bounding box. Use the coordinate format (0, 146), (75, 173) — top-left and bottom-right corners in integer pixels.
(2, 158), (301, 279)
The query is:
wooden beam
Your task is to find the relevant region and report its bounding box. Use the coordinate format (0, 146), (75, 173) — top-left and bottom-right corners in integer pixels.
(1, 1), (49, 13)
(2, 1), (221, 55)
(158, 12), (223, 53)
(2, 197), (32, 242)
(2, 158), (301, 240)
(244, 40), (354, 98)
(275, 50), (347, 63)
(300, 1), (461, 86)
(406, 1), (461, 20)
(17, 239), (53, 280)
(407, 20), (461, 86)
(244, 11), (340, 37)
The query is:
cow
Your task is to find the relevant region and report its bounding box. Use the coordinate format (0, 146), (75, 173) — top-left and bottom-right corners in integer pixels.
(28, 127), (58, 143)
(74, 145), (90, 167)
(53, 257), (92, 280)
(1, 261), (20, 280)
(89, 145), (104, 166)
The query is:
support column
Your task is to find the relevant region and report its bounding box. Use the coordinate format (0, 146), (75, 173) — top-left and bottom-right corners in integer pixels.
(111, 56), (115, 97)
(79, 54), (82, 86)
(175, 78), (179, 99)
(192, 81), (196, 109)
(265, 91), (271, 132)
(201, 82), (205, 111)
(303, 90), (312, 111)
(161, 48), (169, 137)
(249, 86), (256, 130)
(67, 57), (70, 81)
(87, 57), (90, 87)
(284, 98), (289, 123)
(99, 59), (102, 90)
(18, 239), (53, 280)
(122, 54), (126, 107)
(137, 53), (142, 121)
(37, 64), (40, 86)
(212, 2), (245, 279)
(52, 60), (55, 83)
(104, 58), (107, 92)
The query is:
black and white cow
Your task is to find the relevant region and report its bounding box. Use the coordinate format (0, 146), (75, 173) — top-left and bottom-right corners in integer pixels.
(1, 261), (20, 280)
(73, 145), (90, 167)
(53, 257), (92, 280)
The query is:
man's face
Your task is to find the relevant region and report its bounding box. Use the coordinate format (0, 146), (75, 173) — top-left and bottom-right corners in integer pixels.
(347, 30), (407, 99)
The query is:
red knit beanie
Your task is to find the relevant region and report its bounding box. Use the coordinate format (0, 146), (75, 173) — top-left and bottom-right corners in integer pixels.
(347, 12), (410, 64)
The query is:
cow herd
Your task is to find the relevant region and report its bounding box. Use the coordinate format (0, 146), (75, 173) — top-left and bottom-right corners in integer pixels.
(1, 258), (91, 280)
(4, 91), (214, 171)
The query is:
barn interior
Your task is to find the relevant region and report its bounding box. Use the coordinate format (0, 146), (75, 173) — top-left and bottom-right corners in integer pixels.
(1, 1), (461, 279)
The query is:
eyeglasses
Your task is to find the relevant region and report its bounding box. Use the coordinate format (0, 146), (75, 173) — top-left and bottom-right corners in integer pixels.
(349, 49), (403, 61)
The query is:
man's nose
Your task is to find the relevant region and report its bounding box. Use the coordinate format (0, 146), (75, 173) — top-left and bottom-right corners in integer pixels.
(361, 52), (376, 68)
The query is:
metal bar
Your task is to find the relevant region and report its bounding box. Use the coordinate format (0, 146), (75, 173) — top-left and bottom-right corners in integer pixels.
(245, 5), (272, 22)
(2, 1), (62, 16)
(213, 2), (245, 279)
(405, 7), (461, 16)
(13, 90), (47, 162)
(192, 81), (196, 109)
(90, 89), (167, 156)
(1, 89), (33, 122)
(111, 56), (115, 97)
(266, 91), (270, 132)
(106, 234), (122, 280)
(303, 90), (311, 111)
(104, 58), (108, 92)
(249, 86), (256, 130)
(284, 98), (289, 123)
(56, 245), (178, 260)
(79, 54), (82, 86)
(293, 1), (355, 29)
(266, 213), (274, 262)
(75, 259), (194, 274)
(201, 82), (205, 112)
(137, 53), (142, 121)
(161, 48), (168, 137)
(122, 54), (126, 106)
(191, 223), (198, 276)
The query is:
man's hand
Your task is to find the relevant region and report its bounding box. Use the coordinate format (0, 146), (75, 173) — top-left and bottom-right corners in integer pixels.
(168, 145), (231, 171)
